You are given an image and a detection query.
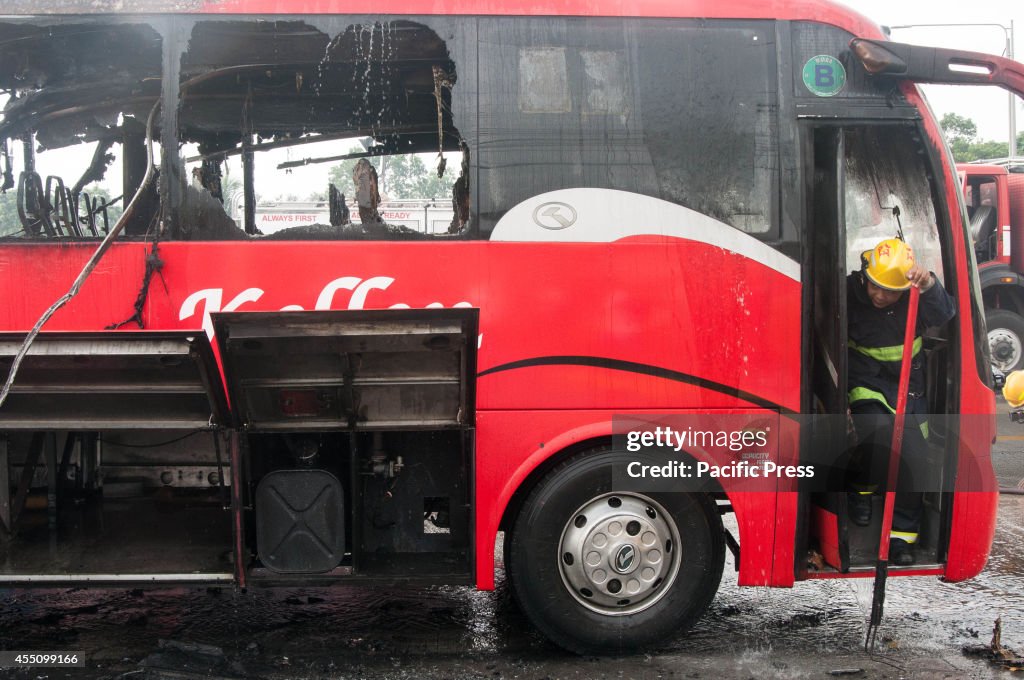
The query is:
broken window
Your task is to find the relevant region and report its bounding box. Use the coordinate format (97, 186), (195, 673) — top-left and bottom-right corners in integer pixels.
(0, 15), (474, 242)
(0, 19), (163, 239)
(1, 15), (777, 243)
(174, 17), (472, 241)
(844, 126), (944, 279)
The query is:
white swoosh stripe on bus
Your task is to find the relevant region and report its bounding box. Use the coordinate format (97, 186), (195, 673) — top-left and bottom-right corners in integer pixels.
(490, 188), (801, 282)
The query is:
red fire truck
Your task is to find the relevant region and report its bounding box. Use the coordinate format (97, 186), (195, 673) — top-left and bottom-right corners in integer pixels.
(959, 160), (1024, 373)
(0, 0), (1016, 654)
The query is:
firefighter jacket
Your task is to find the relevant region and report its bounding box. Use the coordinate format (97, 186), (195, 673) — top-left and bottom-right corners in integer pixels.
(846, 271), (956, 412)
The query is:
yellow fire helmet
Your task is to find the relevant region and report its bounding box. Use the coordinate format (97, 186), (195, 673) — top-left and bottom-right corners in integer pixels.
(1003, 370), (1024, 408)
(863, 238), (915, 291)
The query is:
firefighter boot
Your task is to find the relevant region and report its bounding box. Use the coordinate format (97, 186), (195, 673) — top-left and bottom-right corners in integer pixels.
(890, 538), (915, 566)
(848, 492), (872, 527)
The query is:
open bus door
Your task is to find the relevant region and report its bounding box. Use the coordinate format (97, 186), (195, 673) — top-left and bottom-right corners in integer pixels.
(799, 35), (1024, 578)
(806, 125), (852, 571)
(804, 122), (958, 576)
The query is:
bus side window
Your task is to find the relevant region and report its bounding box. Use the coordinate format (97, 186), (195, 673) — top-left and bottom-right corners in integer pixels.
(174, 18), (473, 241)
(477, 18), (779, 241)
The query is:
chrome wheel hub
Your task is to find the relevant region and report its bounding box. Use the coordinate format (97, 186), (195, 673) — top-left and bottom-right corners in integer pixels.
(989, 327), (1022, 373)
(558, 493), (681, 615)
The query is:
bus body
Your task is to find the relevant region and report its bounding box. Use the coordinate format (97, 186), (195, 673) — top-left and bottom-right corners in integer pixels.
(0, 0), (1013, 653)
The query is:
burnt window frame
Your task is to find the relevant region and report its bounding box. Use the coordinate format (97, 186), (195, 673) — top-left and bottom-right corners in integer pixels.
(163, 14), (477, 241)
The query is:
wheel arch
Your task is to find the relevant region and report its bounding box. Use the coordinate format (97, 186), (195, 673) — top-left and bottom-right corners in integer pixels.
(498, 434), (613, 534)
(479, 412), (784, 590)
(979, 265), (1024, 315)
(497, 436), (728, 536)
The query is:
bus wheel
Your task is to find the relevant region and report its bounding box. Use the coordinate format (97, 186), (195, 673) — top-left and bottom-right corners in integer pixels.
(507, 448), (724, 654)
(988, 309), (1024, 373)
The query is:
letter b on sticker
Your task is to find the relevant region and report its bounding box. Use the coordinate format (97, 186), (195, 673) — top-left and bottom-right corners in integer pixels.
(815, 64), (834, 88)
(802, 55), (846, 97)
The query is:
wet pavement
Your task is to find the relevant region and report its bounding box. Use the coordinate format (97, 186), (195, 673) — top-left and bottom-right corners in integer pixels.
(0, 405), (1022, 680)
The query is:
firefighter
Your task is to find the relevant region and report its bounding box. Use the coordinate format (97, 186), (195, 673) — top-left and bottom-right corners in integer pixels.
(1002, 372), (1024, 490)
(847, 238), (955, 566)
(1003, 371), (1024, 410)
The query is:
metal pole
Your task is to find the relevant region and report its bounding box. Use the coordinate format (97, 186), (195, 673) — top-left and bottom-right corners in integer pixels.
(242, 139), (256, 235)
(866, 285), (921, 649)
(0, 435), (9, 535)
(1010, 21), (1017, 158)
(230, 430), (247, 588)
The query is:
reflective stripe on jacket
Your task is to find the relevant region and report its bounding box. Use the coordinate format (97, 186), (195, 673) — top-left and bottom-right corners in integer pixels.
(846, 271), (955, 411)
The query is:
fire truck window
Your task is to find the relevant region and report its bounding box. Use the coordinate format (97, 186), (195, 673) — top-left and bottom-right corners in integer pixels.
(478, 17), (778, 239)
(175, 18), (471, 241)
(0, 20), (162, 239)
(978, 180), (998, 207)
(844, 126), (944, 282)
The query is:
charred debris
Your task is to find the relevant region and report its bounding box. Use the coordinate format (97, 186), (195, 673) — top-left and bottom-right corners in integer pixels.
(0, 16), (471, 241)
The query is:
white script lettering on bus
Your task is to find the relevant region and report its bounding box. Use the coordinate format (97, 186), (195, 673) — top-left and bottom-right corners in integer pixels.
(179, 277), (476, 341)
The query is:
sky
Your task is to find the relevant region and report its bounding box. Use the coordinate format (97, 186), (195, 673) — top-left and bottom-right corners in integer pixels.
(841, 0), (1022, 143)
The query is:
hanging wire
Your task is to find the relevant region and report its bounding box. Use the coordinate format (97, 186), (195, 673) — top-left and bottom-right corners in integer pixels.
(0, 100), (160, 410)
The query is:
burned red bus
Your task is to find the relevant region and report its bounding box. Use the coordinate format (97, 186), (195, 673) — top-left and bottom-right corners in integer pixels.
(0, 0), (1017, 654)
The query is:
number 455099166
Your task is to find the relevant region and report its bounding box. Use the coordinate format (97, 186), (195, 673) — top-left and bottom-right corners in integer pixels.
(1, 652), (84, 667)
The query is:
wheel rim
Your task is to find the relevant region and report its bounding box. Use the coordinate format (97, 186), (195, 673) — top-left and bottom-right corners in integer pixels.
(558, 492), (681, 616)
(989, 327), (1023, 372)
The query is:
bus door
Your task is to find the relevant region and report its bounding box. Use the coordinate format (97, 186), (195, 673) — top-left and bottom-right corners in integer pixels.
(805, 124), (853, 572)
(804, 122), (956, 574)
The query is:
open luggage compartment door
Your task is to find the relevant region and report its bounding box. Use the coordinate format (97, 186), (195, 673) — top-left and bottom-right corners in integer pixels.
(213, 308), (478, 582)
(0, 332), (234, 582)
(212, 309), (477, 431)
(0, 331), (229, 430)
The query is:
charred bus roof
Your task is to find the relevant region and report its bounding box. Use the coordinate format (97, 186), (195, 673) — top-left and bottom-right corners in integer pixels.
(0, 18), (458, 154)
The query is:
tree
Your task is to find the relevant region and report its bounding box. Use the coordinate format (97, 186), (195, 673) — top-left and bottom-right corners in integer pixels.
(940, 112), (977, 143)
(382, 154), (453, 200)
(940, 112), (1023, 163)
(326, 158), (359, 200)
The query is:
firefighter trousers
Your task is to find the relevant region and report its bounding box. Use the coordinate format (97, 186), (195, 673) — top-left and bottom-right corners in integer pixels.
(847, 398), (929, 543)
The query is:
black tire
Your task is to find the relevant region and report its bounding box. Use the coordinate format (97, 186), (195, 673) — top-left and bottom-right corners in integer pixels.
(987, 309), (1024, 374)
(507, 447), (725, 655)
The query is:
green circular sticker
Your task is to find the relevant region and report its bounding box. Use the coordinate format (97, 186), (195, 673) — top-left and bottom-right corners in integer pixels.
(802, 55), (847, 97)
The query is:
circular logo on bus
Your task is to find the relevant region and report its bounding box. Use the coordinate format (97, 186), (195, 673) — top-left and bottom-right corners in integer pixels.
(802, 55), (847, 97)
(613, 544), (637, 574)
(532, 202), (577, 230)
